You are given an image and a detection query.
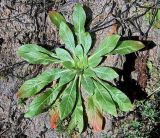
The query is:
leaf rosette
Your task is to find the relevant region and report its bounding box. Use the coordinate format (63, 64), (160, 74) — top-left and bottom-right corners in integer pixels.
(17, 3), (145, 133)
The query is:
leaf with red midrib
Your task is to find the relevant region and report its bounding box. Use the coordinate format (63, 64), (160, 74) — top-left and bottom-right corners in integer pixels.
(16, 91), (21, 98)
(90, 110), (103, 132)
(87, 96), (103, 132)
(50, 111), (59, 129)
(48, 11), (66, 28)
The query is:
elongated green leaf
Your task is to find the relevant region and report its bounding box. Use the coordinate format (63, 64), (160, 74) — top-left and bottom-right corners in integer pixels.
(84, 68), (96, 77)
(49, 11), (66, 28)
(74, 44), (86, 69)
(62, 61), (74, 69)
(17, 44), (57, 64)
(94, 81), (117, 116)
(53, 69), (72, 79)
(93, 67), (118, 81)
(75, 44), (84, 59)
(24, 86), (62, 118)
(156, 9), (160, 20)
(88, 56), (102, 67)
(154, 9), (160, 28)
(81, 75), (94, 95)
(82, 55), (89, 69)
(68, 94), (84, 133)
(87, 96), (103, 132)
(101, 82), (133, 111)
(73, 3), (86, 43)
(58, 69), (76, 86)
(111, 40), (145, 55)
(145, 9), (160, 28)
(17, 68), (61, 98)
(147, 61), (153, 73)
(81, 32), (92, 54)
(60, 80), (77, 119)
(59, 22), (75, 54)
(55, 48), (73, 61)
(90, 35), (120, 60)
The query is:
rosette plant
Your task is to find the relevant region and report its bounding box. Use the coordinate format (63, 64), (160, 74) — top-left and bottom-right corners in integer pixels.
(17, 4), (144, 133)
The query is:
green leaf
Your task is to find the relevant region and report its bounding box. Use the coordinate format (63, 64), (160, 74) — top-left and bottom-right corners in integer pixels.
(17, 69), (61, 98)
(68, 94), (84, 133)
(87, 96), (103, 132)
(145, 9), (160, 29)
(58, 69), (76, 86)
(49, 11), (66, 28)
(24, 86), (62, 118)
(111, 40), (145, 55)
(147, 61), (153, 73)
(75, 44), (84, 59)
(154, 10), (160, 28)
(73, 3), (86, 43)
(90, 35), (120, 60)
(157, 9), (160, 19)
(60, 80), (77, 120)
(88, 56), (102, 67)
(92, 67), (118, 81)
(81, 32), (92, 54)
(62, 61), (74, 69)
(59, 22), (75, 54)
(81, 75), (94, 95)
(81, 55), (88, 69)
(17, 44), (57, 64)
(53, 69), (72, 79)
(83, 68), (96, 77)
(94, 81), (117, 116)
(101, 82), (133, 111)
(55, 48), (73, 61)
